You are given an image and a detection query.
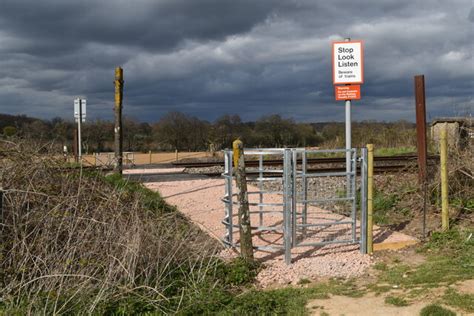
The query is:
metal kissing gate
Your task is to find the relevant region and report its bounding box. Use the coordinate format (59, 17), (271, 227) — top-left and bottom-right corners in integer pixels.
(222, 148), (368, 265)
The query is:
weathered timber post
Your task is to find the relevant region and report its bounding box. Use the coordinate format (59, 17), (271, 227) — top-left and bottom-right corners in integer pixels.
(114, 67), (124, 174)
(440, 124), (449, 231)
(73, 128), (78, 163)
(0, 188), (3, 224)
(149, 150), (152, 164)
(232, 139), (254, 261)
(367, 144), (374, 254)
(175, 149), (179, 162)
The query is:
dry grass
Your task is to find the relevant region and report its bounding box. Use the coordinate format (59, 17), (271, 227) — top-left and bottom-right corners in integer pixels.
(434, 147), (474, 224)
(0, 140), (221, 314)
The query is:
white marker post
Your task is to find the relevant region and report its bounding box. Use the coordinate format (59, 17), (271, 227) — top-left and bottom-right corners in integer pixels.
(74, 98), (86, 162)
(332, 38), (364, 195)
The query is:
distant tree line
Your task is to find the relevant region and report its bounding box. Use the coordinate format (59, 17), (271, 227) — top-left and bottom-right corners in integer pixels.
(0, 112), (416, 153)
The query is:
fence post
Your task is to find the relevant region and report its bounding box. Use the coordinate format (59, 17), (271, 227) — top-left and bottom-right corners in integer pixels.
(114, 67), (124, 174)
(0, 188), (3, 223)
(360, 147), (368, 254)
(440, 124), (449, 231)
(149, 150), (152, 164)
(232, 139), (254, 261)
(175, 149), (179, 162)
(367, 144), (374, 254)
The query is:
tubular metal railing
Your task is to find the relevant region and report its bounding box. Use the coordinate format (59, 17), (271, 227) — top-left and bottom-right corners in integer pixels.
(222, 148), (368, 265)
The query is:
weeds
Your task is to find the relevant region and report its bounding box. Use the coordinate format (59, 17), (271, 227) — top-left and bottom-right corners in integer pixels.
(0, 140), (221, 314)
(378, 229), (473, 289)
(384, 295), (409, 306)
(442, 288), (474, 313)
(372, 189), (400, 225)
(420, 304), (456, 316)
(374, 146), (416, 156)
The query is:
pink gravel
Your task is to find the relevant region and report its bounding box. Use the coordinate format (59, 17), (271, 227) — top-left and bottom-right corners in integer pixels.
(144, 177), (417, 287)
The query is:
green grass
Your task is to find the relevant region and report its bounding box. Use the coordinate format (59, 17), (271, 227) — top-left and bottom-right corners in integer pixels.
(298, 278), (312, 285)
(104, 173), (177, 214)
(373, 189), (400, 225)
(207, 279), (365, 315)
(373, 262), (388, 271)
(374, 146), (416, 156)
(377, 230), (473, 289)
(443, 288), (474, 313)
(384, 295), (409, 306)
(419, 304), (456, 316)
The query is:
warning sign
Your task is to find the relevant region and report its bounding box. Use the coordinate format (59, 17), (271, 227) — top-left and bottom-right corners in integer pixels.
(335, 85), (361, 101)
(333, 41), (364, 85)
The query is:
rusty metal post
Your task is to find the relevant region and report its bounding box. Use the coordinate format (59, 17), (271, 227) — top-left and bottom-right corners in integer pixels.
(415, 75), (428, 184)
(114, 67), (124, 174)
(233, 139), (254, 261)
(415, 75), (428, 238)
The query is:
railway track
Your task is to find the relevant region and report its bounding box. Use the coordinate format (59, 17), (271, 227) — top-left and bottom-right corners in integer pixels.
(196, 164), (413, 177)
(171, 154), (439, 176)
(172, 154), (439, 169)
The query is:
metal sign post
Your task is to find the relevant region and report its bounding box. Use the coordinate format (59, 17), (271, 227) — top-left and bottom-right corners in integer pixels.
(345, 51), (352, 195)
(332, 38), (364, 195)
(74, 98), (86, 162)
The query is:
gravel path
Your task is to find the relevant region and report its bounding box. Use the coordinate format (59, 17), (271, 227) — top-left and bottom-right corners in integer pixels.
(144, 177), (416, 287)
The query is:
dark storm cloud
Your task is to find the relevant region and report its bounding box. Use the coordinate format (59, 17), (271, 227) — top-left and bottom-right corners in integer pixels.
(0, 0), (277, 54)
(0, 0), (472, 122)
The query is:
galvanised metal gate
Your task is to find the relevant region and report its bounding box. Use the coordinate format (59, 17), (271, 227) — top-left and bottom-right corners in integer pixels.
(222, 148), (368, 265)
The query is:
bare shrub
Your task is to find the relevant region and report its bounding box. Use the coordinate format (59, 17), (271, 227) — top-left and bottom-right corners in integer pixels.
(0, 140), (221, 314)
(429, 146), (474, 223)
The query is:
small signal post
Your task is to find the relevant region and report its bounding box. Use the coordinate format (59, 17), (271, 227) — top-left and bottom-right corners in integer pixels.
(74, 98), (86, 162)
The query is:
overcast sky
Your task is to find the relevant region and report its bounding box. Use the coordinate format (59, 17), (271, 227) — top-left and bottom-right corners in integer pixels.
(0, 0), (472, 122)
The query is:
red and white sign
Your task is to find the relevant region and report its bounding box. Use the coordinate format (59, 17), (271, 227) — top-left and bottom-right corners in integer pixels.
(332, 41), (364, 85)
(335, 85), (361, 101)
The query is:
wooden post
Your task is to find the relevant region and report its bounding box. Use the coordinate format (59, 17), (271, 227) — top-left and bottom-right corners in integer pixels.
(0, 188), (3, 223)
(73, 128), (78, 163)
(149, 150), (152, 164)
(232, 139), (254, 261)
(367, 144), (374, 254)
(114, 67), (124, 174)
(440, 124), (449, 231)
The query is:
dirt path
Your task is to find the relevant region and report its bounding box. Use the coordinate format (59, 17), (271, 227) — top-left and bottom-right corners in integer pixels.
(144, 177), (417, 287)
(309, 293), (429, 316)
(308, 279), (473, 316)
